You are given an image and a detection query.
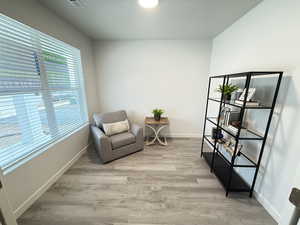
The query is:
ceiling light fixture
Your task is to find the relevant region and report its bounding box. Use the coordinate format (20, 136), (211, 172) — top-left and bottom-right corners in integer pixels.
(138, 0), (159, 9)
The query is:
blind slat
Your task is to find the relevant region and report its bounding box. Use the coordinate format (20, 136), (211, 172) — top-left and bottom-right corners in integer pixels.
(0, 13), (88, 170)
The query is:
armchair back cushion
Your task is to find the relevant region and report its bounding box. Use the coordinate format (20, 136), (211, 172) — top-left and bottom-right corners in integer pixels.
(93, 110), (128, 130)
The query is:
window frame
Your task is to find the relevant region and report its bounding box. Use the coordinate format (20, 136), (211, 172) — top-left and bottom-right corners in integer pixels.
(0, 13), (89, 172)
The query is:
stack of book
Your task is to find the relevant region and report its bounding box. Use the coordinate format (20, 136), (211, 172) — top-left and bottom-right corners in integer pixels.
(235, 100), (260, 106)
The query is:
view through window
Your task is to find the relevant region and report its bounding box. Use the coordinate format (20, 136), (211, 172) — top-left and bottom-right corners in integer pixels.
(0, 14), (88, 170)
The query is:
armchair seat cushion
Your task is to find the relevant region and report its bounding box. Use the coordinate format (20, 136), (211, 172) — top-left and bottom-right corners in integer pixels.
(110, 132), (135, 149)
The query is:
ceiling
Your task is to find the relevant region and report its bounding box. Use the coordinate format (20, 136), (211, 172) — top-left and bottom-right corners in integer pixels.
(38, 0), (262, 40)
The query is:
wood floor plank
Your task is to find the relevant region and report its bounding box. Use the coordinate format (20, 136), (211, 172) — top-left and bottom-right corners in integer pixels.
(18, 139), (276, 225)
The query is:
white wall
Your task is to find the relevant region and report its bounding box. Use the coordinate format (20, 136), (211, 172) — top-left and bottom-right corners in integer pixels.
(94, 40), (211, 137)
(209, 0), (300, 224)
(0, 0), (99, 217)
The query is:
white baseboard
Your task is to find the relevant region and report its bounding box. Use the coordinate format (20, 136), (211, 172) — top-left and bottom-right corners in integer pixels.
(254, 191), (281, 223)
(14, 144), (89, 218)
(166, 133), (202, 138)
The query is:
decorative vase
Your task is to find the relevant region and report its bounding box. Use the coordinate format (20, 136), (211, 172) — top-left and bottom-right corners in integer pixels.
(212, 128), (223, 139)
(154, 114), (161, 121)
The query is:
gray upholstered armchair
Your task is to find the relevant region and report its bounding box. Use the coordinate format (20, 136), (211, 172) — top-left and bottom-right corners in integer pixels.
(91, 110), (144, 163)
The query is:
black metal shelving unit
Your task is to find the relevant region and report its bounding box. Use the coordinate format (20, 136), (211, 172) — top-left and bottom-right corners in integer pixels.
(200, 71), (283, 197)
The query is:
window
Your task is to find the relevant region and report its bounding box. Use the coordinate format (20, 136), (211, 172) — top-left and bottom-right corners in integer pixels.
(0, 14), (88, 170)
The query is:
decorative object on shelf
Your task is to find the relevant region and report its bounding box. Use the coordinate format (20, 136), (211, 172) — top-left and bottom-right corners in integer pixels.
(232, 88), (244, 100)
(201, 71), (283, 197)
(228, 111), (240, 125)
(239, 88), (256, 101)
(217, 138), (226, 144)
(226, 110), (240, 127)
(219, 107), (230, 126)
(152, 108), (164, 121)
(231, 120), (241, 128)
(223, 138), (243, 156)
(235, 100), (260, 106)
(219, 107), (240, 127)
(212, 127), (223, 139)
(216, 83), (239, 101)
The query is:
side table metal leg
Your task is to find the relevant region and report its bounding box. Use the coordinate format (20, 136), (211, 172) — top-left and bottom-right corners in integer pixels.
(145, 124), (158, 145)
(156, 125), (168, 146)
(145, 124), (168, 146)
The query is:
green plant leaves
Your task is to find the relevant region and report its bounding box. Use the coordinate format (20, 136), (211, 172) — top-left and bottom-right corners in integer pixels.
(152, 108), (164, 116)
(216, 84), (239, 95)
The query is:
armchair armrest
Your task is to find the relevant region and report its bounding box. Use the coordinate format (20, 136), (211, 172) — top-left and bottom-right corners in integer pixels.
(91, 125), (112, 163)
(131, 123), (144, 149)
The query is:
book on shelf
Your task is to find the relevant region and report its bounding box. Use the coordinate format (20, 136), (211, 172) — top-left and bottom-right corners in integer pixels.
(228, 125), (238, 135)
(235, 100), (260, 106)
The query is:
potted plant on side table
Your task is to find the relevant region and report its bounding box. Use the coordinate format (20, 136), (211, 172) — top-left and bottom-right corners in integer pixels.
(152, 108), (164, 121)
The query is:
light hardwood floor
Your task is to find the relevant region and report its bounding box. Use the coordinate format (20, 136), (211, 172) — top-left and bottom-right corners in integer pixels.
(18, 139), (276, 225)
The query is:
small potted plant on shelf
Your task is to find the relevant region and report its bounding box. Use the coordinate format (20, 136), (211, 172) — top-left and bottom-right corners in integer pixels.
(152, 108), (164, 121)
(216, 83), (239, 101)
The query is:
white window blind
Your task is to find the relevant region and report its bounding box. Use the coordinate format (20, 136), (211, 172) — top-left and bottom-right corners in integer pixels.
(0, 14), (88, 170)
